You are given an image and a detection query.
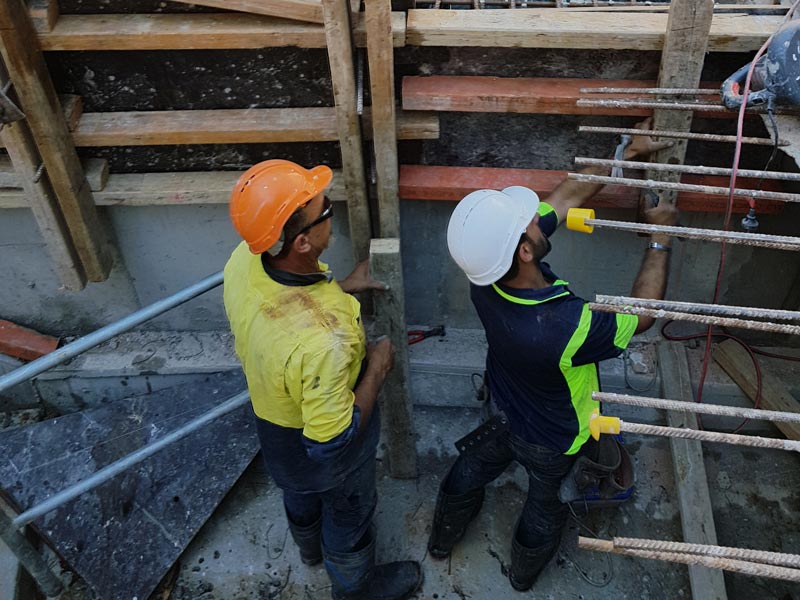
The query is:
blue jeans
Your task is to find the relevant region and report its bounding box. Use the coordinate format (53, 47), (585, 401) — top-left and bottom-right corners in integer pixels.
(445, 426), (593, 549)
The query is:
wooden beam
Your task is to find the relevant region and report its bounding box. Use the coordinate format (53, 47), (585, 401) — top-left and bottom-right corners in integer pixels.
(403, 76), (730, 118)
(0, 94), (83, 149)
(713, 340), (800, 441)
(168, 0), (323, 24)
(37, 12), (407, 51)
(0, 169), (348, 209)
(365, 0), (400, 237)
(370, 238), (417, 479)
(405, 9), (780, 51)
(322, 0), (371, 262)
(0, 2), (111, 281)
(397, 165), (787, 214)
(658, 342), (728, 600)
(70, 108), (438, 146)
(0, 90), (85, 290)
(27, 0), (58, 33)
(0, 156), (108, 191)
(647, 0), (715, 208)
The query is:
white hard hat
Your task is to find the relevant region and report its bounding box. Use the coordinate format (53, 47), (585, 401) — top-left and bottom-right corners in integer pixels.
(447, 186), (540, 286)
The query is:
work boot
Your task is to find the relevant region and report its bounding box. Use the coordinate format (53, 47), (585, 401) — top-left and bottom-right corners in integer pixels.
(287, 515), (322, 566)
(323, 527), (423, 600)
(427, 477), (485, 559)
(508, 534), (556, 592)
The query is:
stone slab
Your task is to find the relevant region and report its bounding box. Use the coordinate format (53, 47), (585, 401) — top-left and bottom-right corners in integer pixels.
(0, 370), (256, 600)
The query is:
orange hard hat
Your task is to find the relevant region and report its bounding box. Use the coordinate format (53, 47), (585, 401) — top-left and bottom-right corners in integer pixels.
(229, 159), (333, 254)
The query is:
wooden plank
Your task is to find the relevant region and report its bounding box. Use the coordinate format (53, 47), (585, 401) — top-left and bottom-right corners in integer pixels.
(403, 76), (729, 118)
(647, 0), (715, 207)
(37, 12), (407, 50)
(370, 238), (416, 479)
(0, 0), (111, 282)
(58, 93), (82, 132)
(0, 319), (59, 361)
(0, 169), (347, 208)
(366, 0), (400, 237)
(168, 0), (324, 24)
(0, 72), (85, 290)
(27, 0), (58, 33)
(658, 342), (728, 600)
(0, 156), (108, 191)
(405, 9), (780, 51)
(322, 0), (371, 262)
(397, 165), (787, 214)
(713, 339), (800, 441)
(70, 108), (437, 146)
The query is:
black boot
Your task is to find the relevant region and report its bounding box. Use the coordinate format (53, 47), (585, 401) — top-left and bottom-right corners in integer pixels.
(427, 478), (485, 559)
(508, 534), (556, 592)
(323, 527), (423, 600)
(287, 515), (322, 566)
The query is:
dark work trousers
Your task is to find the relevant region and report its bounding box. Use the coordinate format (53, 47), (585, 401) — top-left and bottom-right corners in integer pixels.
(281, 451), (377, 553)
(445, 421), (597, 550)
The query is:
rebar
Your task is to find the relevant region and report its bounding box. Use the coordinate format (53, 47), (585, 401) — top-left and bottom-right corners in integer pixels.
(578, 125), (785, 147)
(594, 295), (800, 322)
(10, 390), (250, 530)
(618, 420), (800, 452)
(589, 303), (800, 336)
(580, 87), (719, 95)
(592, 392), (800, 425)
(611, 537), (800, 569)
(578, 537), (800, 582)
(575, 157), (800, 182)
(577, 218), (800, 251)
(0, 271), (224, 393)
(576, 98), (800, 115)
(567, 172), (800, 203)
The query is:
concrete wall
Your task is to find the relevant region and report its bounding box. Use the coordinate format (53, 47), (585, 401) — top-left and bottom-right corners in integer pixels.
(1, 5), (798, 336)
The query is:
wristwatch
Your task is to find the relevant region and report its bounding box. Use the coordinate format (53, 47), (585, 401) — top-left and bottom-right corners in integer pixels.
(648, 241), (672, 253)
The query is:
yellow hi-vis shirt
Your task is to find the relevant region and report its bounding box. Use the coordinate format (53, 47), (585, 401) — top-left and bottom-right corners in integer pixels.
(223, 242), (366, 443)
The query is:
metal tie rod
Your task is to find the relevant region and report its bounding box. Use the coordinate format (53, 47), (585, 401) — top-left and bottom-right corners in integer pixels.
(575, 217), (800, 252)
(593, 391), (800, 425)
(578, 125), (785, 147)
(589, 302), (800, 336)
(576, 98), (800, 116)
(0, 271), (224, 393)
(594, 295), (800, 322)
(575, 156), (800, 182)
(567, 172), (800, 203)
(7, 390), (250, 530)
(580, 87), (719, 95)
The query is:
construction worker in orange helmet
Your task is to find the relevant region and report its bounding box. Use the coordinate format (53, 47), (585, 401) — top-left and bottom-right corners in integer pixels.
(223, 159), (422, 600)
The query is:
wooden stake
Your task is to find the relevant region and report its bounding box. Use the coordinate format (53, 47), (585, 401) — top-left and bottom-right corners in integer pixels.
(370, 238), (417, 479)
(0, 0), (111, 281)
(365, 0), (399, 237)
(321, 0), (371, 261)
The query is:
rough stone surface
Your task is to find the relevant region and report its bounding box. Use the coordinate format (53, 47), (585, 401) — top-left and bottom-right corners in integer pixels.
(0, 371), (256, 600)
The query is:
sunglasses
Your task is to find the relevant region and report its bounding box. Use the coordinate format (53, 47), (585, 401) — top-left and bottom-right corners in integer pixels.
(290, 196), (333, 241)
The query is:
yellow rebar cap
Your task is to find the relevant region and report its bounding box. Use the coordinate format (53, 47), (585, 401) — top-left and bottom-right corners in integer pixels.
(566, 208), (595, 233)
(589, 409), (621, 441)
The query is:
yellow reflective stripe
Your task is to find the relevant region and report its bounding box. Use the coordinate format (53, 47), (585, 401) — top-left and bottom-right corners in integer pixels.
(614, 313), (638, 349)
(491, 283), (570, 305)
(560, 304), (599, 455)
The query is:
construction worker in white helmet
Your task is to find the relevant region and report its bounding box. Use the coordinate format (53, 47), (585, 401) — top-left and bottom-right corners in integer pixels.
(428, 119), (678, 591)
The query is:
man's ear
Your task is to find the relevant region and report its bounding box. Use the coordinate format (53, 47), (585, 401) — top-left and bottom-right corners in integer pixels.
(291, 233), (312, 255)
(518, 239), (535, 264)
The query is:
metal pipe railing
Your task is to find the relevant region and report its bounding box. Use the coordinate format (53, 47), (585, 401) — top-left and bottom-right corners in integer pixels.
(8, 390), (249, 530)
(0, 271), (223, 393)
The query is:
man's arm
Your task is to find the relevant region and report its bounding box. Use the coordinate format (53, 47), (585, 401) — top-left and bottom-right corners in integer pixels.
(547, 118), (674, 224)
(352, 337), (394, 431)
(630, 202), (680, 334)
(339, 260), (387, 294)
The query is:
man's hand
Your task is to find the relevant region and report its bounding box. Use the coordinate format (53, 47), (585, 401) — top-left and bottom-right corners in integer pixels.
(367, 336), (395, 378)
(339, 260), (388, 294)
(643, 200), (680, 227)
(623, 118), (675, 161)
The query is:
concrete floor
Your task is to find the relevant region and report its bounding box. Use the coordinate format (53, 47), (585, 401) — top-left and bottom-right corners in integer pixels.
(148, 406), (798, 600)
